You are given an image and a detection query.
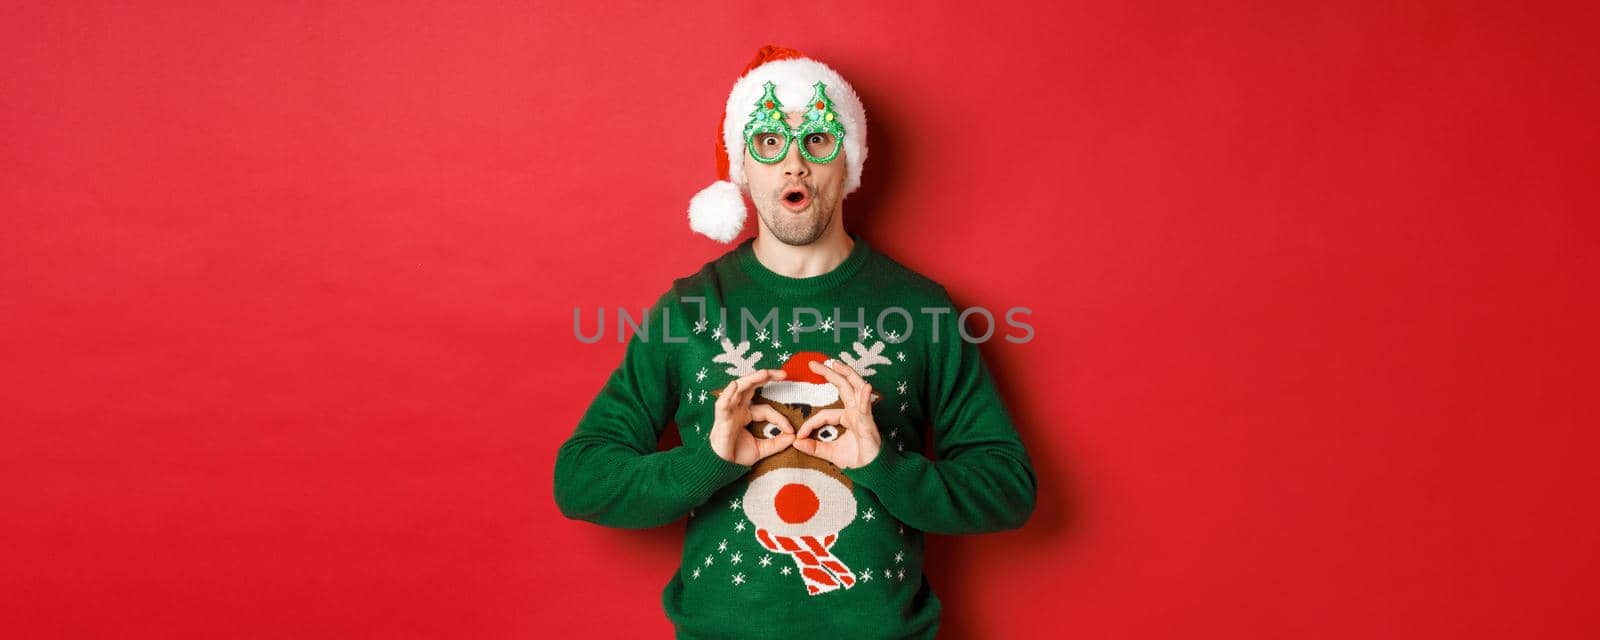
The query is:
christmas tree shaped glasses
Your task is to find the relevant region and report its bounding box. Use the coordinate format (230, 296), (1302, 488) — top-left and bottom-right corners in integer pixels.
(742, 80), (846, 164)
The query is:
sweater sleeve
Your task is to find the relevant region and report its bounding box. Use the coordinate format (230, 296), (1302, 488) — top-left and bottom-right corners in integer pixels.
(841, 289), (1039, 535)
(553, 292), (751, 529)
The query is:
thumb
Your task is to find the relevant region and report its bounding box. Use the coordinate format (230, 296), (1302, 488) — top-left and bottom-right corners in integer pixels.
(749, 404), (792, 433)
(796, 409), (842, 440)
(758, 433), (795, 458)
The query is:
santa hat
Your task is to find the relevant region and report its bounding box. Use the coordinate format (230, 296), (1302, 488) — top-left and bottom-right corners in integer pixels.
(687, 45), (870, 243)
(759, 351), (843, 406)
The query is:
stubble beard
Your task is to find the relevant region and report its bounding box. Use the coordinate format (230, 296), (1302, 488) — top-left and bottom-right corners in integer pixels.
(754, 188), (837, 246)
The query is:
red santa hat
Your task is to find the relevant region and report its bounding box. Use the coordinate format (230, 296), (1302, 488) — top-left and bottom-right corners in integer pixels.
(687, 45), (870, 243)
(759, 351), (842, 406)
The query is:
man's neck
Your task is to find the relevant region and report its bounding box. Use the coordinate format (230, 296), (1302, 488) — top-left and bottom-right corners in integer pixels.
(751, 223), (855, 279)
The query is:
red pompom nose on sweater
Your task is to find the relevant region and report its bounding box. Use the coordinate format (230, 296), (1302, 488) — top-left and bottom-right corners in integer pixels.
(774, 483), (820, 524)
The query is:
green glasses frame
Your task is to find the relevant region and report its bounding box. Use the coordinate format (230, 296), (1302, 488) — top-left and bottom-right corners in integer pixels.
(742, 80), (847, 165)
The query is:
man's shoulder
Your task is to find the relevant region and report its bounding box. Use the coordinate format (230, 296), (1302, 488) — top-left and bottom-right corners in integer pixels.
(858, 242), (953, 305)
(659, 243), (741, 302)
(626, 244), (741, 321)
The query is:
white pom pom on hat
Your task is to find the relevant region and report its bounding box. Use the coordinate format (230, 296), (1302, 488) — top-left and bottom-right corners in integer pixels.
(686, 45), (869, 242)
(688, 180), (745, 243)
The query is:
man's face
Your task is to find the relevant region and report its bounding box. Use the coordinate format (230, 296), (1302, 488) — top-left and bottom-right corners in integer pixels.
(742, 110), (848, 246)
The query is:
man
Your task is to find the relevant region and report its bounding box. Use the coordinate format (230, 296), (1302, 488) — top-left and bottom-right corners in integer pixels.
(554, 45), (1037, 639)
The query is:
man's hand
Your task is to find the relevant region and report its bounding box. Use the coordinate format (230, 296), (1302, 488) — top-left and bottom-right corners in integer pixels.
(708, 369), (796, 466)
(793, 359), (882, 469)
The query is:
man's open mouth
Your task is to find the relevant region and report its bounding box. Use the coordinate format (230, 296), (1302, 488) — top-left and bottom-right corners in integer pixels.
(780, 186), (811, 212)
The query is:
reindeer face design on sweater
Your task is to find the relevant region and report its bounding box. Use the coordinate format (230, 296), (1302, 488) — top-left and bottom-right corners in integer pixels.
(709, 338), (889, 595)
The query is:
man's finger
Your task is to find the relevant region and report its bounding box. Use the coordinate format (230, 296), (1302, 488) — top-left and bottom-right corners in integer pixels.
(734, 373), (765, 406)
(732, 368), (768, 392)
(715, 380), (737, 413)
(808, 360), (858, 405)
(809, 359), (853, 392)
(733, 368), (786, 404)
(734, 368), (785, 389)
(749, 404), (793, 433)
(829, 358), (869, 393)
(795, 438), (835, 462)
(757, 433), (795, 459)
(796, 408), (843, 440)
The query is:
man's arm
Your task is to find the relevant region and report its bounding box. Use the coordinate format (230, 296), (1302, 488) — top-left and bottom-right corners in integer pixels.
(552, 293), (750, 529)
(841, 289), (1039, 535)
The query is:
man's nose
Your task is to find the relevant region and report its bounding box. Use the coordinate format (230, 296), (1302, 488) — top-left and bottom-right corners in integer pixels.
(780, 143), (810, 178)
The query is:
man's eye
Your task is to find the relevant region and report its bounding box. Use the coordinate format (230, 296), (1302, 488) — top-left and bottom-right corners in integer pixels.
(807, 134), (823, 145)
(762, 423), (783, 438)
(814, 426), (839, 442)
(760, 135), (780, 146)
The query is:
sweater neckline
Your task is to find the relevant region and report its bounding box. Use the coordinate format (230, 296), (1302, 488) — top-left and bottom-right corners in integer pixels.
(736, 233), (871, 296)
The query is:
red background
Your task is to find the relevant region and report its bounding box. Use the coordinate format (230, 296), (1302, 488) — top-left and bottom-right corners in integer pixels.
(4, 2), (1597, 638)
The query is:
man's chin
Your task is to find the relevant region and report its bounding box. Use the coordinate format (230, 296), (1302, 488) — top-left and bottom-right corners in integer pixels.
(759, 209), (830, 246)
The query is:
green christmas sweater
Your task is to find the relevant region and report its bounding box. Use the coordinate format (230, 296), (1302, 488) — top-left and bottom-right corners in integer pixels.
(554, 234), (1037, 639)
